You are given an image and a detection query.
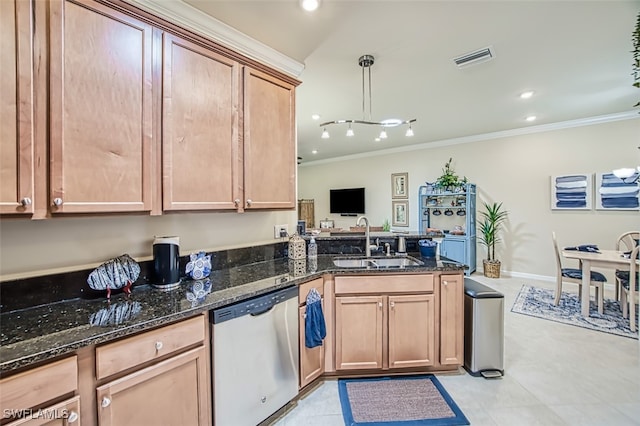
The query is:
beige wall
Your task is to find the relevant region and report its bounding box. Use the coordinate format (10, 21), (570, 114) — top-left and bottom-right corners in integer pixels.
(298, 118), (640, 280)
(0, 210), (297, 279)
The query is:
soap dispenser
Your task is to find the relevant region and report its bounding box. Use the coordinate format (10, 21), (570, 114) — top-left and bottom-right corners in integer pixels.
(307, 237), (318, 273)
(308, 237), (318, 260)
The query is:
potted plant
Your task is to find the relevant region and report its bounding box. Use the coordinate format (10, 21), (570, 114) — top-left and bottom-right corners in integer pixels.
(477, 201), (508, 278)
(435, 158), (468, 192)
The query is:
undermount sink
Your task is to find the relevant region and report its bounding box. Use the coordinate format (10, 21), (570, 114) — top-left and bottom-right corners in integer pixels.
(333, 256), (424, 268)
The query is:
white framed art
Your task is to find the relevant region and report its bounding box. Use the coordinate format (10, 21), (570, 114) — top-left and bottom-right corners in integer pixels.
(392, 201), (409, 226)
(595, 172), (640, 211)
(550, 174), (592, 210)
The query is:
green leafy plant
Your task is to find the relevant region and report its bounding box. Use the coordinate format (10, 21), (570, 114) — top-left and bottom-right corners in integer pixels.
(382, 219), (391, 232)
(477, 202), (508, 262)
(435, 158), (469, 192)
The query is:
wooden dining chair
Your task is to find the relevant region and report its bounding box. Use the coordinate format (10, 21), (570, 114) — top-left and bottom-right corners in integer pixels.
(552, 232), (606, 313)
(614, 231), (640, 301)
(615, 244), (639, 332)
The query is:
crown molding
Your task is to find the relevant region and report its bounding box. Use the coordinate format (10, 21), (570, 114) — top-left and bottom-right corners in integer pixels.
(300, 111), (640, 167)
(123, 0), (305, 78)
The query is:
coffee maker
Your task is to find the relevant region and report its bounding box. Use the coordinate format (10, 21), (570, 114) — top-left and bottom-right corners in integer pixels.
(153, 236), (180, 290)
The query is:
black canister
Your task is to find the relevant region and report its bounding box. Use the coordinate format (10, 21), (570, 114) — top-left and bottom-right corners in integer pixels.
(153, 236), (180, 289)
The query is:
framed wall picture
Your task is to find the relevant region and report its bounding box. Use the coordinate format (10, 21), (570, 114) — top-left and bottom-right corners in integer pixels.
(391, 172), (409, 199)
(550, 174), (592, 210)
(595, 172), (640, 210)
(319, 219), (335, 229)
(392, 201), (409, 226)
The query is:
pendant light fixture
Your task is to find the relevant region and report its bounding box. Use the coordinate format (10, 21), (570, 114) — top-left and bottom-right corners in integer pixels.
(611, 146), (640, 184)
(319, 54), (416, 139)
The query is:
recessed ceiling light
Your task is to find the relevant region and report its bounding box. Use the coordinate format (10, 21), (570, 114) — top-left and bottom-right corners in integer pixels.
(525, 115), (537, 122)
(520, 91), (534, 99)
(311, 114), (320, 120)
(311, 150), (318, 154)
(300, 0), (320, 12)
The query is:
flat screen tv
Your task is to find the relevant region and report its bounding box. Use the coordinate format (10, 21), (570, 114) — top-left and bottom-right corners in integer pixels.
(330, 187), (365, 215)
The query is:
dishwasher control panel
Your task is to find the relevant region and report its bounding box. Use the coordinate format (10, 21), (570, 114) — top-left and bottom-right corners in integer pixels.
(212, 285), (297, 324)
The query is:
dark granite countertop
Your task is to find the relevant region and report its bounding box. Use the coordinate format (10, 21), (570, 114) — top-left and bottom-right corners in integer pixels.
(0, 253), (464, 375)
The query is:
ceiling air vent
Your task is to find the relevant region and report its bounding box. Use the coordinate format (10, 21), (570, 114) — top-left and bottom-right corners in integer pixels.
(454, 46), (494, 68)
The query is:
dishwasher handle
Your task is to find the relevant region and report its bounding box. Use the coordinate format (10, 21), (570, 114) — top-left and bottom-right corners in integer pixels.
(249, 305), (275, 316)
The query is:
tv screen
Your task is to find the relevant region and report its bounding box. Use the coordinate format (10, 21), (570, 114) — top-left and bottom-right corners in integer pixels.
(330, 187), (365, 215)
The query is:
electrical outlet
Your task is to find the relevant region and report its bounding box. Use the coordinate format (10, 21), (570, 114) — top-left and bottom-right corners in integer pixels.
(274, 224), (288, 239)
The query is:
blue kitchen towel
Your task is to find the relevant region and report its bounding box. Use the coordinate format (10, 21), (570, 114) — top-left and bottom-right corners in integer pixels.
(305, 288), (326, 348)
(564, 244), (600, 253)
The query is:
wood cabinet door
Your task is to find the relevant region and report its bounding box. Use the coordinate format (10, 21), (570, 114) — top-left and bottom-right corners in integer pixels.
(440, 274), (464, 365)
(335, 295), (383, 370)
(299, 305), (324, 389)
(0, 0), (33, 214)
(96, 346), (210, 426)
(49, 0), (153, 213)
(162, 34), (241, 211)
(242, 67), (295, 211)
(388, 294), (435, 369)
(440, 238), (465, 263)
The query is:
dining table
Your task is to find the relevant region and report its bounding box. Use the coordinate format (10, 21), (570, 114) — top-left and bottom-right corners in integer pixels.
(562, 248), (638, 331)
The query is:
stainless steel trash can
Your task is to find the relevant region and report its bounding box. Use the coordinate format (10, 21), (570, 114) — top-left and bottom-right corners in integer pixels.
(464, 278), (504, 378)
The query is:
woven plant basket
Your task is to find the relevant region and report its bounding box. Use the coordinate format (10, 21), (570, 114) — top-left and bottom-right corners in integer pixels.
(483, 260), (501, 278)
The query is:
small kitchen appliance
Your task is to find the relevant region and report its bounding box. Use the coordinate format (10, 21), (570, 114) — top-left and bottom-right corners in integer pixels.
(153, 236), (180, 290)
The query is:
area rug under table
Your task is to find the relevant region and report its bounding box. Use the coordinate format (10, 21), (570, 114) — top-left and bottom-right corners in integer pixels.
(338, 375), (469, 426)
(511, 285), (638, 339)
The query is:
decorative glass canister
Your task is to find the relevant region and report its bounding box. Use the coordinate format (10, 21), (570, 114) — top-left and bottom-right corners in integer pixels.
(288, 234), (306, 260)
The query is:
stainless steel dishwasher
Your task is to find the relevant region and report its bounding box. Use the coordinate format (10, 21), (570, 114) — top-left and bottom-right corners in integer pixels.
(212, 285), (299, 426)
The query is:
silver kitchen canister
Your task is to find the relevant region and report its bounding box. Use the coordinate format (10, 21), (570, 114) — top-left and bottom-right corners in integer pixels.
(153, 236), (181, 290)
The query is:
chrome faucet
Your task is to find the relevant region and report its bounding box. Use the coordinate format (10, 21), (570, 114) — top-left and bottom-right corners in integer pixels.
(356, 216), (372, 257)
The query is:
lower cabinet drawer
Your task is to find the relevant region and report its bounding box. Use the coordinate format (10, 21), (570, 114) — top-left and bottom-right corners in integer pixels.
(0, 356), (77, 416)
(3, 396), (80, 426)
(335, 274), (434, 295)
(95, 314), (206, 380)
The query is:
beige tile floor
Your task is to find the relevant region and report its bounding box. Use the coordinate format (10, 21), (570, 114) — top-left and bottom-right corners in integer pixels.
(273, 275), (640, 426)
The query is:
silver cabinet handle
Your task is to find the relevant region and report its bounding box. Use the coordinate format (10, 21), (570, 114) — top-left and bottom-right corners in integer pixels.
(101, 396), (111, 408)
(53, 197), (63, 206)
(155, 341), (163, 351)
(234, 199), (240, 207)
(20, 197), (32, 206)
(378, 301), (382, 308)
(443, 280), (448, 286)
(246, 199), (252, 207)
(67, 411), (79, 423)
(390, 301), (395, 309)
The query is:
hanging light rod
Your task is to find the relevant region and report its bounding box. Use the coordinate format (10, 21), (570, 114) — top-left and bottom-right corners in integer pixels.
(319, 54), (416, 139)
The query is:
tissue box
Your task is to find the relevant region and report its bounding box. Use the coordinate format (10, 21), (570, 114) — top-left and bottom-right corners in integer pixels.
(418, 239), (437, 257)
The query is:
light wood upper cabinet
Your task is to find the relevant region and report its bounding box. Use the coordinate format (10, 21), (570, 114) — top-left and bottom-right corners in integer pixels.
(388, 294), (435, 369)
(162, 34), (241, 211)
(48, 0), (153, 213)
(243, 67), (296, 211)
(439, 274), (464, 365)
(0, 0), (34, 215)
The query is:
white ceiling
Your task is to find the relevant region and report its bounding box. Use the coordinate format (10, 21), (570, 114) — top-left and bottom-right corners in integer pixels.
(181, 0), (640, 163)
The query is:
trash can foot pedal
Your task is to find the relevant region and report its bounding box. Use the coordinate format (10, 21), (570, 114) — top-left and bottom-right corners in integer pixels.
(480, 370), (503, 379)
